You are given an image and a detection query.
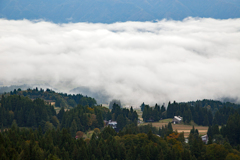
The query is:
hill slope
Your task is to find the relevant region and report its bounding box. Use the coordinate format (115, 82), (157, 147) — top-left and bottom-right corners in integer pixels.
(1, 88), (97, 108)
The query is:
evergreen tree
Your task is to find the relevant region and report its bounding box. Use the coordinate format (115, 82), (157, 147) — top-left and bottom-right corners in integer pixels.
(182, 149), (191, 160)
(207, 125), (213, 138)
(161, 105), (166, 112)
(190, 126), (195, 134)
(212, 124), (220, 135)
(167, 122), (173, 132)
(57, 107), (65, 122)
(27, 109), (36, 127)
(117, 114), (126, 130)
(203, 115), (209, 126)
(208, 136), (213, 144)
(96, 112), (104, 128)
(70, 120), (77, 137)
(140, 102), (145, 111)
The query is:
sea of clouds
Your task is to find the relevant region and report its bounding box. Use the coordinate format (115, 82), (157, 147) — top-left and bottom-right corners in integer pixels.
(1, 18), (240, 106)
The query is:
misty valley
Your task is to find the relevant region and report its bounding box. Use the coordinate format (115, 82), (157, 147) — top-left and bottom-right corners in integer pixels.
(1, 0), (240, 158)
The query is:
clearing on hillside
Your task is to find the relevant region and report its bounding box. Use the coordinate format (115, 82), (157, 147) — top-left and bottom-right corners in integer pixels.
(143, 120), (208, 137)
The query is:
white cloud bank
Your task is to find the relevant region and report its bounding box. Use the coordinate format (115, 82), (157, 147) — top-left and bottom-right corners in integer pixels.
(1, 18), (240, 106)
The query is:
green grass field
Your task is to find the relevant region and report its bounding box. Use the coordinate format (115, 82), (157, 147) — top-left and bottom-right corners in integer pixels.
(159, 118), (172, 123)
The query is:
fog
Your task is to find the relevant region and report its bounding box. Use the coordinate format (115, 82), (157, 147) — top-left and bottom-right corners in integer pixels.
(1, 18), (240, 106)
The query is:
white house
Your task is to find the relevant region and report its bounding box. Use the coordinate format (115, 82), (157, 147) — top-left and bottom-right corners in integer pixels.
(201, 135), (208, 144)
(172, 116), (183, 124)
(108, 120), (117, 129)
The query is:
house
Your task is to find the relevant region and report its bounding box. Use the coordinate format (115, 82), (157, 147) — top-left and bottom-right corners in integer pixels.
(107, 120), (117, 129)
(172, 116), (183, 124)
(201, 135), (208, 144)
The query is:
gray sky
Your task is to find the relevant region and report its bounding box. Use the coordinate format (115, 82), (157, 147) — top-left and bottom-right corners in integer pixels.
(1, 18), (240, 106)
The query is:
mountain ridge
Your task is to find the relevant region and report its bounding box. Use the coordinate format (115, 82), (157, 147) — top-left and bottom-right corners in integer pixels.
(1, 0), (240, 23)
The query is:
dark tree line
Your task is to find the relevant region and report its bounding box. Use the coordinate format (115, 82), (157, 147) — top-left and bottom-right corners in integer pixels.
(142, 103), (166, 122)
(142, 100), (240, 127)
(7, 88), (96, 108)
(168, 100), (240, 126)
(212, 106), (240, 125)
(166, 101), (214, 126)
(0, 95), (56, 128)
(207, 111), (240, 146)
(187, 99), (240, 112)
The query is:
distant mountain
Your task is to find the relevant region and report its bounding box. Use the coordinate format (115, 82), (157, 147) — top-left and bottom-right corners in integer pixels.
(1, 0), (240, 23)
(0, 84), (31, 94)
(0, 84), (56, 94)
(70, 86), (110, 104)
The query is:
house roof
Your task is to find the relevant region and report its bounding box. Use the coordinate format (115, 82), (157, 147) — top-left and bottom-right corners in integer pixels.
(109, 121), (117, 125)
(174, 116), (182, 121)
(201, 135), (207, 138)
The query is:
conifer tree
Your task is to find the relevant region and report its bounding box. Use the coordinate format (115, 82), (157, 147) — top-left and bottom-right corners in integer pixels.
(203, 115), (209, 126)
(182, 149), (191, 160)
(140, 102), (145, 111)
(208, 136), (213, 144)
(207, 125), (213, 138)
(27, 109), (36, 127)
(70, 120), (77, 137)
(117, 114), (126, 130)
(96, 112), (104, 128)
(212, 124), (220, 135)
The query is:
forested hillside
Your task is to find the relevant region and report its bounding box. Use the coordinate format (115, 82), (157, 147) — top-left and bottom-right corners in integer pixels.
(3, 88), (96, 108)
(58, 102), (138, 135)
(1, 90), (240, 159)
(0, 92), (138, 133)
(0, 95), (56, 129)
(1, 122), (240, 160)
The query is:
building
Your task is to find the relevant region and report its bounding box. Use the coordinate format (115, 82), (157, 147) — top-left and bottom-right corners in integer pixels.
(107, 120), (117, 129)
(201, 135), (208, 144)
(172, 116), (183, 124)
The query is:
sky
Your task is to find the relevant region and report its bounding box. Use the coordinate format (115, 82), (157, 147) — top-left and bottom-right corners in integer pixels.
(1, 18), (240, 106)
